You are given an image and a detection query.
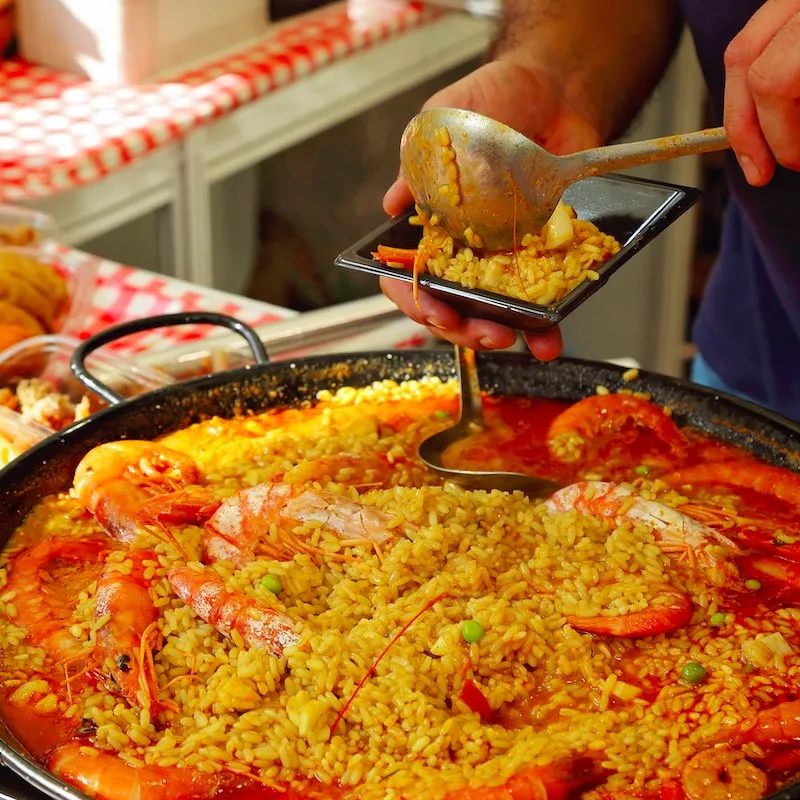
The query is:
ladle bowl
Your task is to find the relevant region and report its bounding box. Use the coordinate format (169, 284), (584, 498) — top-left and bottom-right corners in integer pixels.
(417, 344), (561, 495)
(400, 107), (729, 251)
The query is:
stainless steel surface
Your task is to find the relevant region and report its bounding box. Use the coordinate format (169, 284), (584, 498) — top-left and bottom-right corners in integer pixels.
(400, 107), (728, 251)
(0, 768), (49, 800)
(135, 294), (406, 375)
(418, 344), (561, 494)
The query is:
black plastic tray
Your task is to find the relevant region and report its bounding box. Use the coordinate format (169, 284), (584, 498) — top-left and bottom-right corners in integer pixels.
(335, 174), (701, 333)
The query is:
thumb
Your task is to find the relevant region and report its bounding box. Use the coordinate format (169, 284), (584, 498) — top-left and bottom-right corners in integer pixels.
(383, 174), (413, 217)
(523, 326), (564, 361)
(541, 109), (604, 155)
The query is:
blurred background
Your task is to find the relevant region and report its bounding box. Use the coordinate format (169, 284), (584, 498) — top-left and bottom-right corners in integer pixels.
(3, 0), (724, 377)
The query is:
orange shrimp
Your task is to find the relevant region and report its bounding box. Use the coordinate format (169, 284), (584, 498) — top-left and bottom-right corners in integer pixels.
(4, 538), (108, 661)
(546, 394), (687, 464)
(749, 700), (800, 746)
(544, 481), (740, 586)
(442, 757), (607, 800)
(565, 584), (693, 639)
(168, 564), (300, 656)
(738, 553), (800, 592)
(49, 743), (219, 800)
(204, 482), (395, 567)
(664, 461), (800, 508)
(73, 441), (203, 543)
(680, 746), (767, 800)
(93, 551), (160, 715)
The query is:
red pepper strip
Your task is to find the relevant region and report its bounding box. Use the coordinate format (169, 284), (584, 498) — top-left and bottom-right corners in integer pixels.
(372, 245), (418, 268)
(459, 678), (492, 722)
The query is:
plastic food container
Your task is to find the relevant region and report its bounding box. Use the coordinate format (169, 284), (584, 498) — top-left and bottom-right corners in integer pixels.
(0, 406), (51, 469)
(0, 334), (175, 469)
(16, 0), (270, 83)
(0, 205), (58, 251)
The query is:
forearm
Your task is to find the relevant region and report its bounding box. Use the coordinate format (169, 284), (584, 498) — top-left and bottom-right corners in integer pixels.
(486, 0), (684, 142)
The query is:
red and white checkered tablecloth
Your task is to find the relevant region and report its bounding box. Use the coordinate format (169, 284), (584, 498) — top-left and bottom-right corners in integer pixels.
(49, 245), (296, 355)
(46, 245), (432, 358)
(0, 1), (439, 202)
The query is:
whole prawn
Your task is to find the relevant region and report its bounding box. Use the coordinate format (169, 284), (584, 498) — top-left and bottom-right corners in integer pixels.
(749, 699), (800, 746)
(204, 482), (395, 566)
(544, 481), (741, 587)
(546, 394), (687, 464)
(564, 583), (693, 639)
(73, 441), (203, 543)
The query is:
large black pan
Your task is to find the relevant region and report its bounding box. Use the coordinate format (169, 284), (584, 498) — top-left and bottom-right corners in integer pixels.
(0, 311), (799, 800)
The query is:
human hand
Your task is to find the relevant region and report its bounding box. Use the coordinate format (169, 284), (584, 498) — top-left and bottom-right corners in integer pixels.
(380, 60), (601, 359)
(723, 0), (800, 185)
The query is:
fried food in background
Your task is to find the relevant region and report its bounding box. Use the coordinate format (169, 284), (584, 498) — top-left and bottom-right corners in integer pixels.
(0, 377), (94, 430)
(0, 251), (69, 336)
(0, 324), (35, 351)
(0, 301), (45, 337)
(0, 222), (38, 248)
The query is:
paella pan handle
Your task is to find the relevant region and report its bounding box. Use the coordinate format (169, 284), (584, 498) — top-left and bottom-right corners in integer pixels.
(70, 311), (270, 405)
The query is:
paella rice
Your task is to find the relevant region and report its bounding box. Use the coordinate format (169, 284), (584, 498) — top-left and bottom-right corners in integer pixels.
(375, 204), (621, 306)
(0, 377), (800, 799)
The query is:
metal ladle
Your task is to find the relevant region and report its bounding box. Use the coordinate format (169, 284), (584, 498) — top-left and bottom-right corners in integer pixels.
(418, 344), (561, 495)
(400, 107), (730, 252)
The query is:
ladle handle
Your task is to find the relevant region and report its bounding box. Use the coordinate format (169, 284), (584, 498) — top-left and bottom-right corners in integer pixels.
(566, 126), (730, 179)
(455, 345), (485, 430)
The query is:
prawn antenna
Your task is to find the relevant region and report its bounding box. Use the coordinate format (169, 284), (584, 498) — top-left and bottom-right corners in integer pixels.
(330, 591), (449, 734)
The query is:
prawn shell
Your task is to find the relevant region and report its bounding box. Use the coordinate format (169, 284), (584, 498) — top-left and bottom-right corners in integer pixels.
(168, 565), (300, 656)
(565, 586), (693, 639)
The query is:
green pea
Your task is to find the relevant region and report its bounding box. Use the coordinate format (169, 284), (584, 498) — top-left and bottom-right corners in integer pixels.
(261, 574), (283, 595)
(709, 612), (726, 627)
(434, 410), (450, 419)
(745, 579), (761, 591)
(680, 662), (707, 685)
(634, 465), (650, 476)
(462, 620), (484, 644)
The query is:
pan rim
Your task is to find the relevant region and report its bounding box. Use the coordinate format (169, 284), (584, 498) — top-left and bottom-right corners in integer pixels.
(2, 349), (799, 487)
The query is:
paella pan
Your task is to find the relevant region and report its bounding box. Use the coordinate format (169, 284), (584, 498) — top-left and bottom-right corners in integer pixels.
(0, 313), (799, 800)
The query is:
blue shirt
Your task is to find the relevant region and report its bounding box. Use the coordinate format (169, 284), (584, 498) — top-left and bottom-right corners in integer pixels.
(677, 0), (800, 421)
